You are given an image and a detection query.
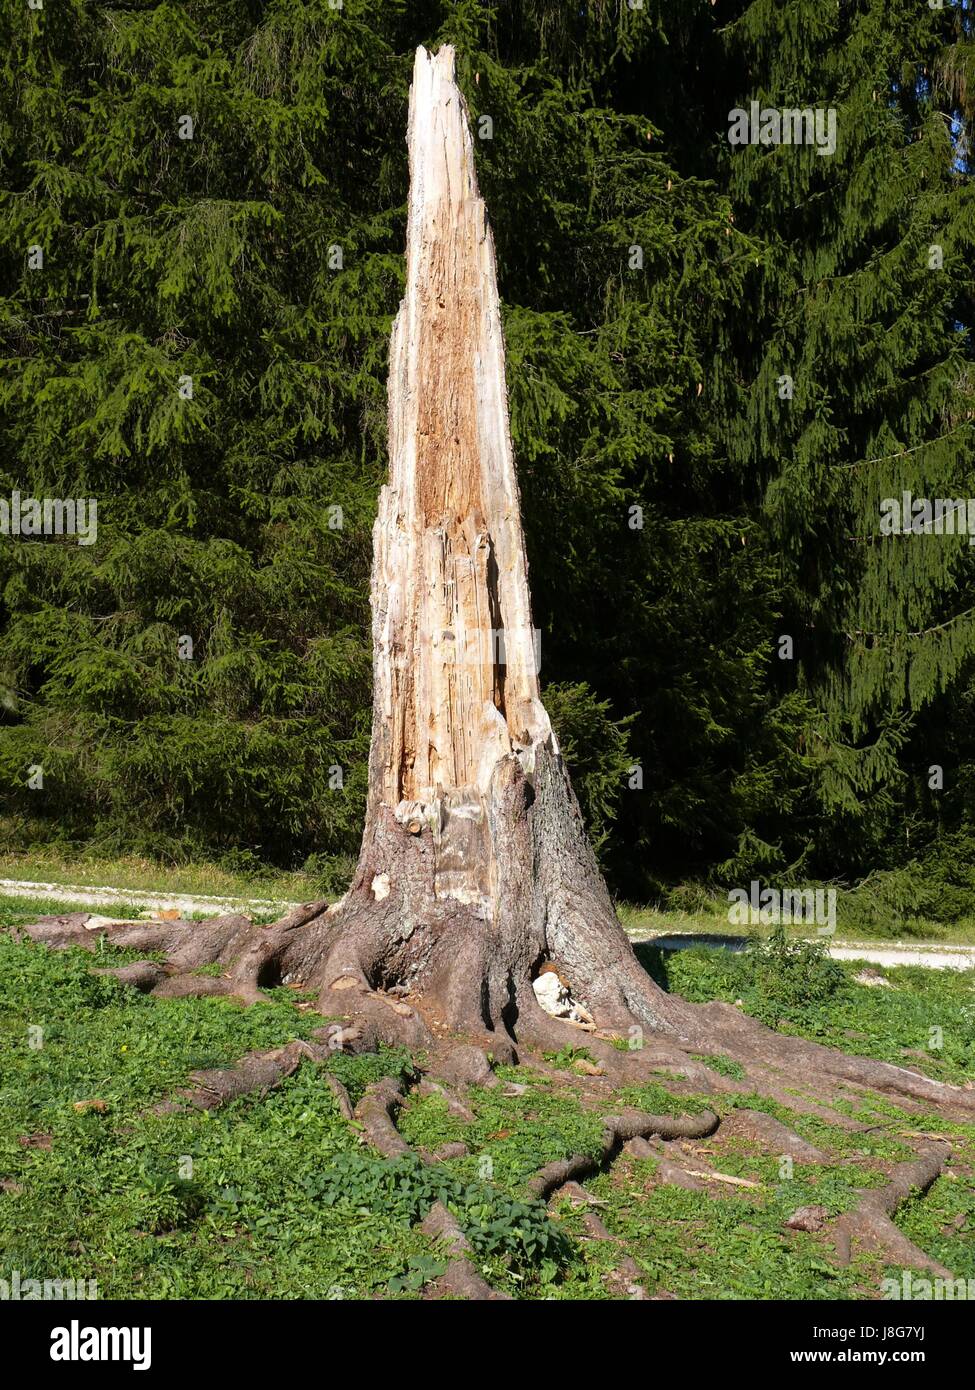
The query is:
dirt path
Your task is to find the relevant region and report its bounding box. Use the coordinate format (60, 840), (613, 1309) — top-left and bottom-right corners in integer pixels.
(3, 878), (973, 970)
(0, 877), (296, 919)
(628, 929), (975, 972)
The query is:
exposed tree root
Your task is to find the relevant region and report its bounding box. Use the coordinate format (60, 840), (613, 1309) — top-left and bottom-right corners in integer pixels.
(832, 1143), (954, 1277)
(354, 1077), (411, 1159)
(19, 906), (974, 1131)
(153, 1039), (332, 1115)
(528, 1106), (719, 1200)
(324, 1073), (356, 1122)
(423, 1141), (470, 1162)
(683, 1000), (975, 1119)
(720, 1109), (830, 1163)
(420, 1203), (512, 1301)
(96, 960), (171, 993)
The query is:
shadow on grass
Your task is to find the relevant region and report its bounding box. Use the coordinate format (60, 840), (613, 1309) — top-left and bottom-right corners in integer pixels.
(634, 937), (748, 992)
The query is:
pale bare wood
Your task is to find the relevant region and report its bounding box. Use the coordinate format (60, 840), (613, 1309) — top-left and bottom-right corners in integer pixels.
(370, 45), (551, 909)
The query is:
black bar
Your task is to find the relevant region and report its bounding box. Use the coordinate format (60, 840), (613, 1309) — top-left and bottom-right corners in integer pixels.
(4, 1298), (967, 1373)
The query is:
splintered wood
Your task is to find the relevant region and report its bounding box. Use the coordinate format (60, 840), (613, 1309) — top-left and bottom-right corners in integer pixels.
(372, 45), (550, 906)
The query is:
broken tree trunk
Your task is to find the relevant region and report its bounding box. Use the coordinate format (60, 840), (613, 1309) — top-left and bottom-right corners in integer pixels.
(295, 42), (683, 1048)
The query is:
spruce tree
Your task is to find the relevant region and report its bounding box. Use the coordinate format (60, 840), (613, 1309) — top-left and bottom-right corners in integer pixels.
(713, 0), (975, 874)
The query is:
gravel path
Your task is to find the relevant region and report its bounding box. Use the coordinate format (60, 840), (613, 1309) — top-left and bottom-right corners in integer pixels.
(628, 930), (975, 972)
(0, 877), (295, 919)
(3, 878), (973, 969)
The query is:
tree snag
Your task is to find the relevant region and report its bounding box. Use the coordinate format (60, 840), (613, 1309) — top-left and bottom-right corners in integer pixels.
(293, 42), (691, 1051)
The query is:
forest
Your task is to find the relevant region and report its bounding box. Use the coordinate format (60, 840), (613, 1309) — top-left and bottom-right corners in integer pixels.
(2, 0), (973, 927)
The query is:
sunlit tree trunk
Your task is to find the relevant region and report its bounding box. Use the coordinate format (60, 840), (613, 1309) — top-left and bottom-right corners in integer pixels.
(312, 45), (679, 1048)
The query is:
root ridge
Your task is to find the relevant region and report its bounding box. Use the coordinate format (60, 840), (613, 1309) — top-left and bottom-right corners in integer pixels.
(833, 1143), (953, 1276)
(528, 1106), (719, 1200)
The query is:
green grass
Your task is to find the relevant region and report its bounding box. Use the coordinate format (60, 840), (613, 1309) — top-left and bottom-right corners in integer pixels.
(691, 1053), (746, 1080)
(638, 941), (975, 1084)
(572, 1164), (870, 1300)
(1, 895), (972, 1300)
(399, 1070), (606, 1194)
(893, 1173), (975, 1281)
(0, 840), (326, 905)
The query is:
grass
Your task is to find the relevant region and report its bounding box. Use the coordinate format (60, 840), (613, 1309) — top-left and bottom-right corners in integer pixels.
(398, 1070), (607, 1191)
(1, 894), (973, 1300)
(640, 939), (975, 1085)
(0, 839), (326, 905)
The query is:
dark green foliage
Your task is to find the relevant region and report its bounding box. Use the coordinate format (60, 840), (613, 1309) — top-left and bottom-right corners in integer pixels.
(714, 0), (975, 874)
(0, 0), (398, 869)
(302, 1152), (569, 1269)
(0, 0), (973, 899)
